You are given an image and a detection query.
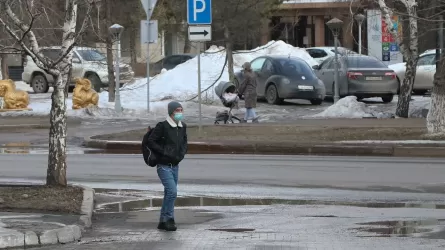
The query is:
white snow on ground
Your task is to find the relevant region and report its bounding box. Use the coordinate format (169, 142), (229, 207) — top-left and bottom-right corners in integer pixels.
(312, 96), (391, 118)
(14, 81), (33, 92)
(98, 40), (317, 109)
(2, 41), (316, 117)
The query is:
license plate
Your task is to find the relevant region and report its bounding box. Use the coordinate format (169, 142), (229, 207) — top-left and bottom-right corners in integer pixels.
(298, 85), (314, 90)
(365, 76), (383, 81)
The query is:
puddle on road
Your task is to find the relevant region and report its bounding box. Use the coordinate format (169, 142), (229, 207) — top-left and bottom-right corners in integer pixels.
(95, 194), (445, 213)
(208, 228), (255, 233)
(354, 219), (445, 237)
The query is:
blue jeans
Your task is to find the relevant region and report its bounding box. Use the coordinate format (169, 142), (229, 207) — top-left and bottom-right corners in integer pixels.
(157, 165), (179, 222)
(244, 108), (257, 120)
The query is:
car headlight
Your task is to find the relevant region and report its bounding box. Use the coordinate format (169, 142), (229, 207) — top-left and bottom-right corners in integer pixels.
(282, 78), (290, 84)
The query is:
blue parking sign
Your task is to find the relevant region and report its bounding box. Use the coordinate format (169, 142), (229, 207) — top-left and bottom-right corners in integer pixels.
(187, 0), (212, 25)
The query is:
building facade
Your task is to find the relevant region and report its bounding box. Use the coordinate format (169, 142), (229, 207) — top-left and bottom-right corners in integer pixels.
(261, 0), (364, 51)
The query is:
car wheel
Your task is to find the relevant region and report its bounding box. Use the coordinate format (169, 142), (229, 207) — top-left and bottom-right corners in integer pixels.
(310, 99), (323, 105)
(381, 95), (394, 103)
(31, 74), (49, 93)
(86, 74), (102, 92)
(266, 84), (283, 105)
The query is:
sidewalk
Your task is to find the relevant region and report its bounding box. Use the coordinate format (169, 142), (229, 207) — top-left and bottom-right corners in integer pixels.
(0, 185), (94, 249)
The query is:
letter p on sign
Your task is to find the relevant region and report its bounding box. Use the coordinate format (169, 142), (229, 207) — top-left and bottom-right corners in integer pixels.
(193, 0), (205, 21)
(187, 0), (212, 25)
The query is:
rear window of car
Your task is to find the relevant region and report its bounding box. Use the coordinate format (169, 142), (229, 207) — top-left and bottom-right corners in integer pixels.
(346, 57), (387, 68)
(276, 58), (317, 80)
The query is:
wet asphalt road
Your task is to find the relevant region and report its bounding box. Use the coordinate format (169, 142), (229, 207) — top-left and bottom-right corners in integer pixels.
(2, 154), (445, 193)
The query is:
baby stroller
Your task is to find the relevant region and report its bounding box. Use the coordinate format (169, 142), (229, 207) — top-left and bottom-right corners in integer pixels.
(214, 81), (242, 124)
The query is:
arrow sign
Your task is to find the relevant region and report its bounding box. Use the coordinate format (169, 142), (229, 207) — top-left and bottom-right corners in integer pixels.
(190, 30), (209, 36)
(188, 25), (212, 42)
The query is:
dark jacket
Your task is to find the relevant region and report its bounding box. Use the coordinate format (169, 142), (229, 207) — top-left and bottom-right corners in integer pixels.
(146, 117), (188, 166)
(238, 70), (258, 108)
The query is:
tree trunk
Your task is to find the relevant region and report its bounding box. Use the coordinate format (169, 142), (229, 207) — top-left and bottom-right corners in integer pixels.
(47, 75), (68, 186)
(183, 31), (191, 53)
(395, 5), (418, 118)
(379, 0), (418, 118)
(105, 0), (115, 102)
(224, 25), (235, 82)
(129, 27), (137, 64)
(427, 55), (445, 134)
(0, 54), (9, 80)
(46, 0), (77, 187)
(396, 61), (415, 117)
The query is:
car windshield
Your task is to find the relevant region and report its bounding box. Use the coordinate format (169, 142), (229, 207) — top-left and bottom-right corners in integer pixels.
(76, 49), (106, 61)
(346, 56), (387, 68)
(276, 58), (316, 80)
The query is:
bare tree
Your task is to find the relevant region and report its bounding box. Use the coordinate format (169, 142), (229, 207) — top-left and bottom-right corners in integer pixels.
(0, 0), (94, 186)
(213, 0), (283, 81)
(377, 0), (419, 118)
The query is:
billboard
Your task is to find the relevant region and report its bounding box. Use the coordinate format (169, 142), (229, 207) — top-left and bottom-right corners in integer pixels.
(367, 9), (403, 65)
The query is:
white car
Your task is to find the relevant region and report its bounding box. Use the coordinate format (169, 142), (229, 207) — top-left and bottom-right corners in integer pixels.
(22, 47), (134, 93)
(306, 46), (357, 64)
(388, 49), (438, 94)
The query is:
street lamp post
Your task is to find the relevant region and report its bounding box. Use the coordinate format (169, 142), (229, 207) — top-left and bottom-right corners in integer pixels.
(326, 18), (343, 104)
(354, 14), (365, 55)
(109, 24), (124, 113)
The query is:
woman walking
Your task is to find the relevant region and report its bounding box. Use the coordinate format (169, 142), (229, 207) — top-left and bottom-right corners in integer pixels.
(238, 62), (259, 123)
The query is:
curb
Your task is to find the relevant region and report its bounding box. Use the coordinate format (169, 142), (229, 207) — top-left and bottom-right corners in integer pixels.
(0, 124), (49, 129)
(83, 136), (445, 158)
(0, 186), (95, 249)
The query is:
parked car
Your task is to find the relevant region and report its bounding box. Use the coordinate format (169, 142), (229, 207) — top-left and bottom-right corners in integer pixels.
(22, 47), (134, 93)
(234, 55), (326, 105)
(389, 49), (438, 95)
(306, 46), (357, 64)
(313, 54), (398, 103)
(151, 54), (196, 75)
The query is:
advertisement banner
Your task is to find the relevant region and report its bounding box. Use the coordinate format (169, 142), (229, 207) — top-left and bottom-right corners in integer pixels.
(367, 9), (403, 65)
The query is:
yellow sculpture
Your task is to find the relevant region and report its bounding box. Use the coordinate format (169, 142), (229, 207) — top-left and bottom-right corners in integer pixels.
(0, 79), (30, 110)
(72, 78), (99, 109)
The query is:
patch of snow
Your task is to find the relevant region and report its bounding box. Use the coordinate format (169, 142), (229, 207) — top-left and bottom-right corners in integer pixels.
(98, 40), (317, 109)
(14, 81), (33, 92)
(312, 96), (391, 118)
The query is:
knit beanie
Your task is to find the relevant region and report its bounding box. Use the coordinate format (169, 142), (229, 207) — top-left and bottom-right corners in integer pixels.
(168, 101), (182, 115)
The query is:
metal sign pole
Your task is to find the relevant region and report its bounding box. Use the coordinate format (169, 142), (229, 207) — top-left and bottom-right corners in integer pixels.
(197, 41), (203, 135)
(146, 0), (151, 112)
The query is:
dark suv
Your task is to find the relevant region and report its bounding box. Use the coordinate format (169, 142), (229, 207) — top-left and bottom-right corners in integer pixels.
(152, 54), (195, 75)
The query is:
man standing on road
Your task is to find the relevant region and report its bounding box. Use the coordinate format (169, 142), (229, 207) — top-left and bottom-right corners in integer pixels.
(238, 62), (259, 123)
(146, 101), (188, 231)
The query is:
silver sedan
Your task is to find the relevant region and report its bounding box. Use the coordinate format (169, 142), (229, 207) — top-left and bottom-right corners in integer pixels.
(389, 50), (437, 95)
(313, 55), (398, 103)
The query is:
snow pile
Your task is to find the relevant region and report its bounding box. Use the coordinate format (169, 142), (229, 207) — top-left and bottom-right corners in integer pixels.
(408, 96), (430, 118)
(98, 40), (317, 109)
(312, 96), (391, 118)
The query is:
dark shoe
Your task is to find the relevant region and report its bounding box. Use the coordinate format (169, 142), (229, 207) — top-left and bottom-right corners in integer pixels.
(157, 222), (167, 230)
(165, 218), (177, 231)
(252, 117), (259, 123)
(240, 119), (247, 123)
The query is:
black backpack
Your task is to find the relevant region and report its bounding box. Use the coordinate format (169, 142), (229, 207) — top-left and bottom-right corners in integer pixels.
(141, 123), (165, 167)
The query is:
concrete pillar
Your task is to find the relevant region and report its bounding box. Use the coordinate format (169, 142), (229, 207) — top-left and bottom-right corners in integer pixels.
(314, 16), (325, 47)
